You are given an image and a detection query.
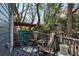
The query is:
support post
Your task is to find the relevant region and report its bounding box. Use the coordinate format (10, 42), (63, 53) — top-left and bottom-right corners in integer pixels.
(10, 14), (14, 54)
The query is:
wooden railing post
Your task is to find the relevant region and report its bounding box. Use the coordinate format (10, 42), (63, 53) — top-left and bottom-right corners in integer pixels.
(77, 41), (79, 56)
(71, 40), (73, 55)
(76, 41), (78, 56)
(62, 37), (65, 44)
(54, 35), (60, 55)
(73, 41), (75, 56)
(67, 39), (69, 46)
(64, 38), (66, 44)
(66, 39), (67, 45)
(69, 40), (72, 55)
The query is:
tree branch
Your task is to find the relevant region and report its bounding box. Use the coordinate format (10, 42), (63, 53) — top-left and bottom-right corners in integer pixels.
(53, 3), (62, 17)
(20, 3), (25, 21)
(36, 3), (40, 26)
(72, 8), (79, 14)
(22, 4), (29, 22)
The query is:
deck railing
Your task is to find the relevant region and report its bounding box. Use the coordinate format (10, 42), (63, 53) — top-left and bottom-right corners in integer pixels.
(56, 34), (79, 56)
(62, 37), (79, 56)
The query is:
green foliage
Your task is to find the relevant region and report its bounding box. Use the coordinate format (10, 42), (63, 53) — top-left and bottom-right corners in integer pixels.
(42, 4), (62, 32)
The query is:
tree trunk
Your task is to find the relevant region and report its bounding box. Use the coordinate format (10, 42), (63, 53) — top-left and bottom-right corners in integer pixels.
(67, 3), (74, 37)
(36, 3), (40, 26)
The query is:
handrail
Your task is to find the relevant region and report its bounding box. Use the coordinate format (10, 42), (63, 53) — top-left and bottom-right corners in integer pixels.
(56, 35), (79, 41)
(63, 37), (79, 41)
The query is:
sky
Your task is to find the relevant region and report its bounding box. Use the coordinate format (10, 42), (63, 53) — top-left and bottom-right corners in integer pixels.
(17, 3), (45, 24)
